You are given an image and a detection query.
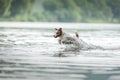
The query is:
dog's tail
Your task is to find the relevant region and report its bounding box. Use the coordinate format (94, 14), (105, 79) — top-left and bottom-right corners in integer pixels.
(75, 32), (79, 38)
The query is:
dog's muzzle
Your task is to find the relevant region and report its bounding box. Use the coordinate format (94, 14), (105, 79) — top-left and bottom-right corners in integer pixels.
(53, 35), (57, 38)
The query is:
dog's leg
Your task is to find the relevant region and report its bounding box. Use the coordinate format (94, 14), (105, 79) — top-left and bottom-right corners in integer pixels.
(58, 40), (61, 44)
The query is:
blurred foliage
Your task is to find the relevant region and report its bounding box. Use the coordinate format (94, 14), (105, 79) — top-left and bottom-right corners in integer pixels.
(0, 0), (120, 23)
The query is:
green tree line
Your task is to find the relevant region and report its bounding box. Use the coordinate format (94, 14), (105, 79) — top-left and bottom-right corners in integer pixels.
(0, 0), (120, 23)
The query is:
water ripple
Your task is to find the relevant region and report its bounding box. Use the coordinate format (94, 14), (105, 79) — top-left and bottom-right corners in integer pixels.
(0, 27), (120, 80)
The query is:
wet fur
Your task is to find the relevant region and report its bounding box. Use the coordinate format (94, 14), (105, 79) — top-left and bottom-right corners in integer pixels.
(54, 28), (80, 45)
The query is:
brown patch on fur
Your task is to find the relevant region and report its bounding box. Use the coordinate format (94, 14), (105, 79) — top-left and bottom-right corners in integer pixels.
(75, 32), (79, 38)
(54, 28), (62, 38)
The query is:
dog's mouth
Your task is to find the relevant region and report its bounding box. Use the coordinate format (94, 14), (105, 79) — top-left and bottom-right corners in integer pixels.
(53, 32), (62, 38)
(53, 35), (58, 38)
(53, 34), (61, 38)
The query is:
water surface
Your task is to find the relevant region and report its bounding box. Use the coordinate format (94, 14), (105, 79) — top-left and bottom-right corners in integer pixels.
(0, 23), (120, 80)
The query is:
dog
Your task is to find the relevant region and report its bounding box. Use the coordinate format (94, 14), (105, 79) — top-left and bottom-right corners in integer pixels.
(53, 28), (80, 47)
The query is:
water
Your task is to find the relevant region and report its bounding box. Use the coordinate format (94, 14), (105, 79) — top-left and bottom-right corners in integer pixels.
(0, 23), (120, 80)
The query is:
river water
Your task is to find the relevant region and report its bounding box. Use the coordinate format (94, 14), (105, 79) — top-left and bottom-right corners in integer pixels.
(0, 23), (120, 80)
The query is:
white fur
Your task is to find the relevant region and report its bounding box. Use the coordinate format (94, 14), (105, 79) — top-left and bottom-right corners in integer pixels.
(58, 32), (80, 47)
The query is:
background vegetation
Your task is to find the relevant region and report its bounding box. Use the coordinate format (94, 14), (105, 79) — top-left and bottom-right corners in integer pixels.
(0, 0), (120, 23)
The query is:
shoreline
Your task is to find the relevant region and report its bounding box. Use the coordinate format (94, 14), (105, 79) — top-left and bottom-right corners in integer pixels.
(0, 22), (120, 30)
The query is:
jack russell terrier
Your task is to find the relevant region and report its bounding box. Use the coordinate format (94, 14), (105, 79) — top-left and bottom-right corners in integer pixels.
(53, 28), (80, 47)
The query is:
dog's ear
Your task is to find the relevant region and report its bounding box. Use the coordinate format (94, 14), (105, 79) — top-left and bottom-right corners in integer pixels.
(59, 28), (62, 31)
(55, 28), (57, 30)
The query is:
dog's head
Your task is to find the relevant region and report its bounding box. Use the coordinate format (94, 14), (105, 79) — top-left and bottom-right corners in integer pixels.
(53, 28), (62, 38)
